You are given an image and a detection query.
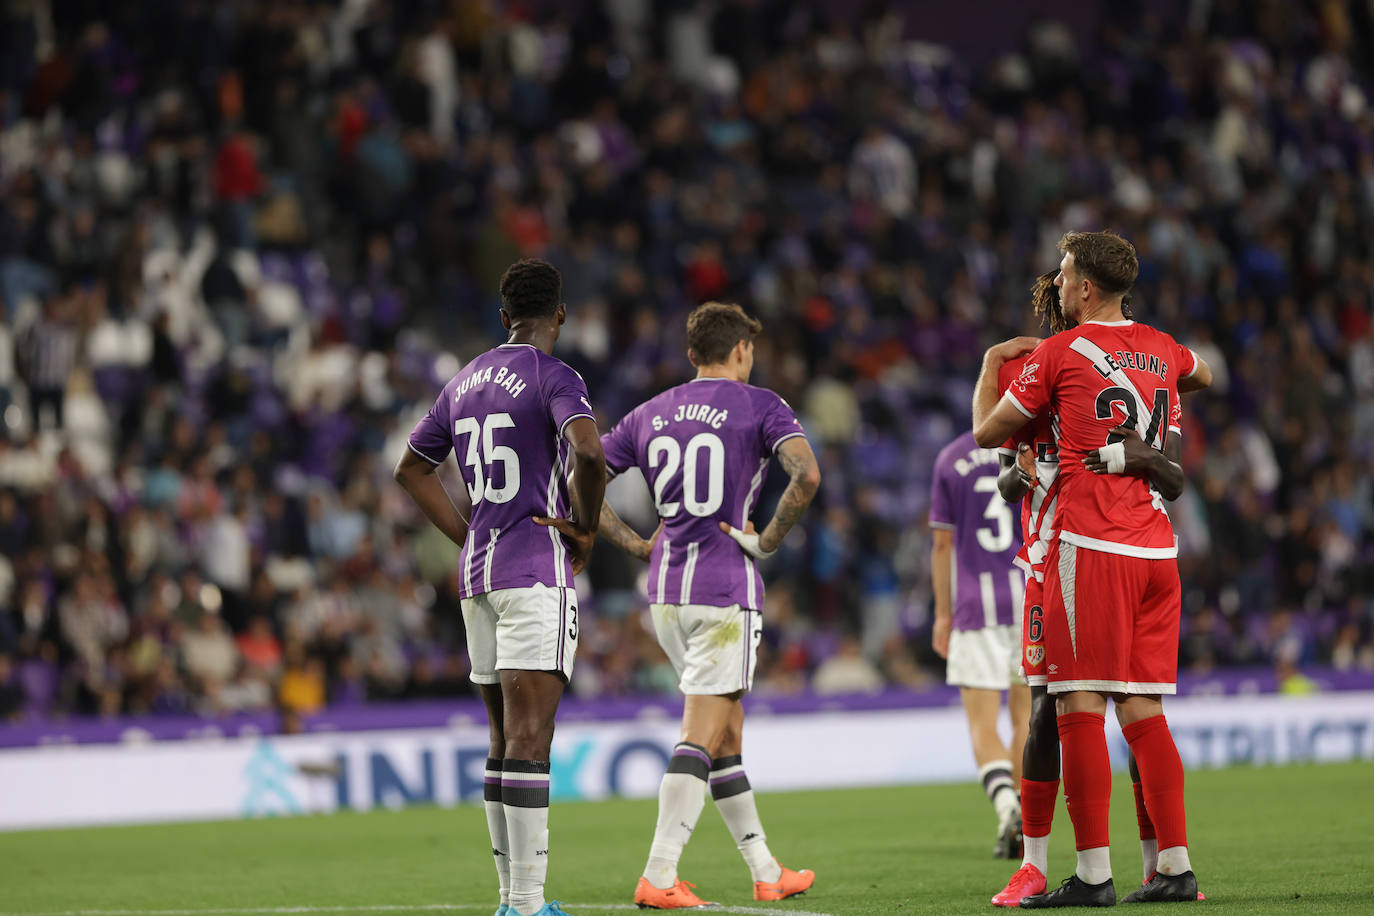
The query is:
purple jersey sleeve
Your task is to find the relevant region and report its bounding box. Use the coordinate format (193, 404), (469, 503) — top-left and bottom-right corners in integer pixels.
(928, 453), (954, 530)
(601, 409), (640, 478)
(757, 391), (805, 454)
(407, 391), (453, 465)
(542, 361), (595, 438)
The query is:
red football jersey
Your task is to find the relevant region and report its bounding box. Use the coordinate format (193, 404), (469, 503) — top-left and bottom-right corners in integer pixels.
(1003, 320), (1200, 559)
(998, 354), (1061, 582)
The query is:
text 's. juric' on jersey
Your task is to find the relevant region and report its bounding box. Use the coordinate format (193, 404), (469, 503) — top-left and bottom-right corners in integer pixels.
(998, 354), (1062, 583)
(929, 431), (1026, 632)
(601, 379), (806, 610)
(1002, 320), (1201, 559)
(407, 343), (596, 598)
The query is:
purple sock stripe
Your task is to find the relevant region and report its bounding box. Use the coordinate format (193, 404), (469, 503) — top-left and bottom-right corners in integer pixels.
(673, 744), (712, 766)
(709, 773), (742, 786)
(484, 776), (502, 785)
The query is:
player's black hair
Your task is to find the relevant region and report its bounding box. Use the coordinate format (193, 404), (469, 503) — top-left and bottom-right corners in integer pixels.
(499, 258), (562, 321)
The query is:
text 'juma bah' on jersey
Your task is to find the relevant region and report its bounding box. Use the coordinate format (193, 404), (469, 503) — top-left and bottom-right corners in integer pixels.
(601, 379), (805, 611)
(929, 430), (1025, 632)
(407, 343), (595, 598)
(998, 354), (1063, 583)
(1002, 320), (1201, 559)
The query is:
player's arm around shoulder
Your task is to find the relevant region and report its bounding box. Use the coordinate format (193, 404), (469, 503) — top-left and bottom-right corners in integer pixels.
(972, 335), (1042, 447)
(721, 435), (821, 559)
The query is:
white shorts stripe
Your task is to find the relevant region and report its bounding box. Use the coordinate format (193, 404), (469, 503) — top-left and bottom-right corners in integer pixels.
(1059, 529), (1178, 559)
(483, 528), (500, 595)
(1047, 679), (1178, 696)
(1059, 541), (1078, 658)
(656, 538), (672, 604)
(679, 542), (700, 604)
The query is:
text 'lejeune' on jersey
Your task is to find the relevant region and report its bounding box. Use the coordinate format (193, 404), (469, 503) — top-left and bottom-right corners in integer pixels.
(407, 343), (595, 598)
(1002, 320), (1200, 559)
(602, 378), (805, 611)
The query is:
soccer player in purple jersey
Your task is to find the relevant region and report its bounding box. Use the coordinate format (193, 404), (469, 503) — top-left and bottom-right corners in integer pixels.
(591, 302), (820, 908)
(394, 259), (605, 916)
(929, 430), (1029, 860)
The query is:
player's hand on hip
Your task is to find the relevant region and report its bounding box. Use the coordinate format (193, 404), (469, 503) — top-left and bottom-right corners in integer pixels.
(719, 520), (776, 559)
(1016, 443), (1039, 489)
(933, 616), (951, 659)
(534, 516), (596, 574)
(641, 520), (665, 562)
(1083, 427), (1155, 475)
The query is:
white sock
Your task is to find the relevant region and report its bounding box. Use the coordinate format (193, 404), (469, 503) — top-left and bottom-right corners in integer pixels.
(1023, 834), (1050, 875)
(1075, 846), (1112, 886)
(483, 758), (510, 905)
(1140, 838), (1158, 881)
(710, 755), (781, 884)
(503, 760), (550, 915)
(1156, 845), (1191, 876)
(643, 743), (710, 889)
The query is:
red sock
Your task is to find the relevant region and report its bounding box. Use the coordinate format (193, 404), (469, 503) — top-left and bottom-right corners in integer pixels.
(1021, 778), (1059, 839)
(1123, 715), (1187, 850)
(1131, 777), (1156, 841)
(1057, 711), (1111, 851)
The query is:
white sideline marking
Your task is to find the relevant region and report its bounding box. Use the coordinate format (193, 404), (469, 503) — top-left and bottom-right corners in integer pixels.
(0, 904), (836, 916)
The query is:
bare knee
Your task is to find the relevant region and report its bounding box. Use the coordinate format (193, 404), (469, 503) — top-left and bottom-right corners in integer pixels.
(1115, 694), (1163, 727)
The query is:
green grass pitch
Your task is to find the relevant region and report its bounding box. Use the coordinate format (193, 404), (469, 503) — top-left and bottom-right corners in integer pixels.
(2, 762), (1369, 915)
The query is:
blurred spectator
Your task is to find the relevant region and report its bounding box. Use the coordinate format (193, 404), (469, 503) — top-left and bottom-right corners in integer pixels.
(0, 2), (1369, 725)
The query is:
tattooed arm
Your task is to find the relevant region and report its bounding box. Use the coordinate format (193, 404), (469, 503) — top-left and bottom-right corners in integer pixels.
(751, 437), (821, 554)
(596, 501), (657, 562)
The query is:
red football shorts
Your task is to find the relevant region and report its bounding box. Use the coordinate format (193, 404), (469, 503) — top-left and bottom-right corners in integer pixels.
(1041, 539), (1181, 695)
(1021, 573), (1047, 687)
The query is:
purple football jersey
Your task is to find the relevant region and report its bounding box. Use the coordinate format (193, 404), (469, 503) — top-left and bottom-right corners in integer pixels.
(408, 343), (595, 598)
(929, 431), (1025, 631)
(602, 378), (806, 610)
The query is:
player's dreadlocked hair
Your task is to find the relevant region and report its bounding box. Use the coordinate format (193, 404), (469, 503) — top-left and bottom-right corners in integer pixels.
(1031, 269), (1070, 333)
(499, 258), (562, 321)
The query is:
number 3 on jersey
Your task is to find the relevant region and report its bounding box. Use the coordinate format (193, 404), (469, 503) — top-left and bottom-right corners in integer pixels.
(454, 413), (521, 504)
(972, 476), (1014, 552)
(648, 433), (724, 518)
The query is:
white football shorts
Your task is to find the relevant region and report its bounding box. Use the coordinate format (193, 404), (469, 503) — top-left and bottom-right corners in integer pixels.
(650, 603), (761, 696)
(946, 623), (1022, 690)
(462, 584), (578, 684)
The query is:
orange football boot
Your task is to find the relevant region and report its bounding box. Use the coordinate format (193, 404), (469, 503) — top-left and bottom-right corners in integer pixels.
(753, 862), (815, 901)
(633, 876), (715, 909)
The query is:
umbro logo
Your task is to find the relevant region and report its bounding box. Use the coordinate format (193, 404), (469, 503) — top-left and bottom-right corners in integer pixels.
(1048, 664), (1059, 673)
(741, 833), (759, 842)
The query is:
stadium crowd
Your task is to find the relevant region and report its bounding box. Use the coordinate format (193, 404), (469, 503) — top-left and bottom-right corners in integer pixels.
(1, 0), (1373, 722)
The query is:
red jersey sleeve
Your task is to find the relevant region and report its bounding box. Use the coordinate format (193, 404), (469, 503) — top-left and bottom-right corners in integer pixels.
(997, 356), (1030, 455)
(1004, 338), (1057, 420)
(1176, 341), (1199, 380)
